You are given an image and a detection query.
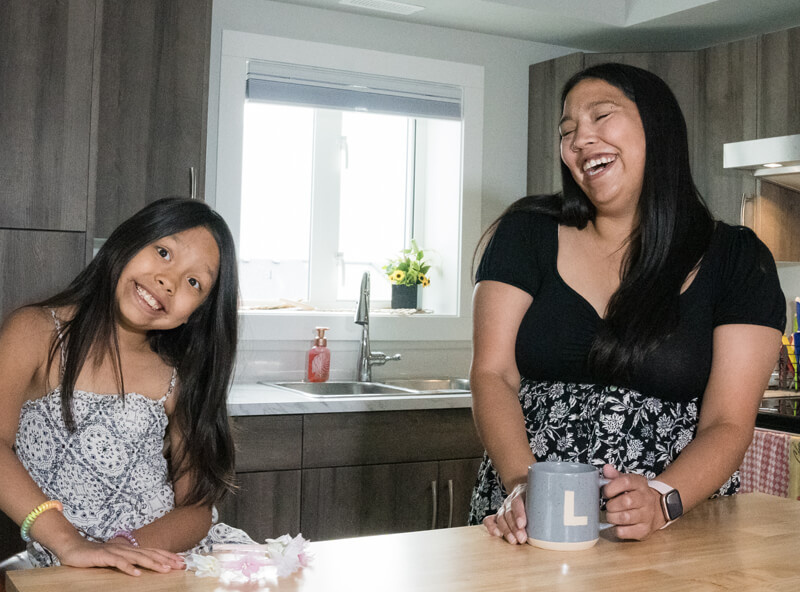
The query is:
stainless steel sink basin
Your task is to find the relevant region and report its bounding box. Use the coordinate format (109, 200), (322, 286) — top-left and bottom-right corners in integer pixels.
(262, 378), (470, 398)
(382, 378), (470, 392)
(267, 381), (418, 397)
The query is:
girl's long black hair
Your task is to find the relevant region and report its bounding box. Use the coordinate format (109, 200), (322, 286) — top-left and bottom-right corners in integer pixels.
(476, 63), (715, 383)
(37, 197), (239, 506)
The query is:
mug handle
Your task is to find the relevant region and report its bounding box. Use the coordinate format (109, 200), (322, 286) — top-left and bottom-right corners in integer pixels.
(598, 476), (614, 531)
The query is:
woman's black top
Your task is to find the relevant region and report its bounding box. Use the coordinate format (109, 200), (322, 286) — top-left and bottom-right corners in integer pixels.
(475, 210), (786, 404)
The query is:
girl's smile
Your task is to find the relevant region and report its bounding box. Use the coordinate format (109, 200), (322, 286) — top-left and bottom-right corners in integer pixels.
(116, 226), (220, 334)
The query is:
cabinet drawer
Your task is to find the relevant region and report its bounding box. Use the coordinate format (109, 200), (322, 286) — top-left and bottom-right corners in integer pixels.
(230, 415), (303, 472)
(303, 409), (483, 467)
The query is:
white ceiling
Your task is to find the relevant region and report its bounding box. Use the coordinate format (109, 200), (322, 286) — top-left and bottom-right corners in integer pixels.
(270, 0), (800, 52)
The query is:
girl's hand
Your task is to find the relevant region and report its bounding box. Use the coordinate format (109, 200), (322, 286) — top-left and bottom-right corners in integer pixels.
(57, 538), (185, 576)
(602, 464), (665, 540)
(483, 482), (528, 544)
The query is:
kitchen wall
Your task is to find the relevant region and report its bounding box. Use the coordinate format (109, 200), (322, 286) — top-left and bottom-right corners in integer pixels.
(207, 0), (579, 382)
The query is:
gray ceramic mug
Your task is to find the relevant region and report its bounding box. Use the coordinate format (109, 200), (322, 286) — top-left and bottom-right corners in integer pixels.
(525, 461), (611, 550)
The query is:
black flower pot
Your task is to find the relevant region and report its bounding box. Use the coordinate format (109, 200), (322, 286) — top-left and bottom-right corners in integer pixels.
(391, 284), (419, 309)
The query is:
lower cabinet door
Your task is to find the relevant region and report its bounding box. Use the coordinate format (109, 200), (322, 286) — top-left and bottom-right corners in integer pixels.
(301, 461), (439, 541)
(217, 470), (301, 542)
(437, 458), (483, 529)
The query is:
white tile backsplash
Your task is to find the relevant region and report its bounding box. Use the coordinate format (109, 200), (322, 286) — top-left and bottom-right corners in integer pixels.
(234, 339), (472, 384)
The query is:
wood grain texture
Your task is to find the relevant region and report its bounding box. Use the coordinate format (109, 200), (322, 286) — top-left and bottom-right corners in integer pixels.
(302, 409), (484, 468)
(300, 461), (439, 540)
(695, 38), (759, 226)
(8, 494), (800, 592)
(230, 415), (303, 473)
(758, 27), (800, 138)
(754, 181), (800, 262)
(0, 230), (85, 320)
(527, 53), (585, 195)
(0, 0), (95, 231)
(437, 458), (483, 529)
(93, 0), (212, 238)
(216, 470), (301, 542)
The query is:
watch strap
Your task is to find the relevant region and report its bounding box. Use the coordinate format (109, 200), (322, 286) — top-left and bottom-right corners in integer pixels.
(648, 479), (681, 529)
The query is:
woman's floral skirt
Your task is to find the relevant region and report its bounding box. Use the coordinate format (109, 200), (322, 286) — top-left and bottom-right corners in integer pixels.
(468, 379), (738, 525)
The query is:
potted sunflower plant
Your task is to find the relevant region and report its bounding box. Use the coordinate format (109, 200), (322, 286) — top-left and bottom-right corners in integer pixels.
(383, 240), (431, 309)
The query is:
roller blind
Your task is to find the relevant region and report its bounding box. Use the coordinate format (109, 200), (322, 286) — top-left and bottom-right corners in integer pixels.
(246, 60), (462, 120)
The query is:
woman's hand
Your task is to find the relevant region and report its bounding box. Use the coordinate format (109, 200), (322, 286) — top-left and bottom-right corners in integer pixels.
(56, 538), (185, 576)
(483, 482), (528, 544)
(602, 464), (665, 540)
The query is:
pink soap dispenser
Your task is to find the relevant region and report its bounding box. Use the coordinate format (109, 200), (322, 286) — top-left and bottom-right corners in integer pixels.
(307, 327), (330, 383)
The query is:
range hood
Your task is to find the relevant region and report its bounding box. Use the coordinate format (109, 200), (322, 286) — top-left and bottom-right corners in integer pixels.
(723, 134), (800, 192)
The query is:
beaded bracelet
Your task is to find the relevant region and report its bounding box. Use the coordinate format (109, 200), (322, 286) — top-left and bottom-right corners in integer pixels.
(20, 500), (63, 542)
(112, 529), (140, 547)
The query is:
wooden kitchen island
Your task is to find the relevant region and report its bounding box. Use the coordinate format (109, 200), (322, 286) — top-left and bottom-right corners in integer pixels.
(7, 493), (799, 592)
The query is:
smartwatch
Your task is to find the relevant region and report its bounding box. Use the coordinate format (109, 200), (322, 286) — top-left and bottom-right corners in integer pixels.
(648, 480), (683, 528)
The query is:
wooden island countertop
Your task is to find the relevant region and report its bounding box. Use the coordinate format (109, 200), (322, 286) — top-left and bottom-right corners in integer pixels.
(7, 493), (800, 592)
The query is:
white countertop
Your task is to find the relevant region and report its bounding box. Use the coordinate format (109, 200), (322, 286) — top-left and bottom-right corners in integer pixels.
(228, 384), (790, 416)
(227, 382), (472, 416)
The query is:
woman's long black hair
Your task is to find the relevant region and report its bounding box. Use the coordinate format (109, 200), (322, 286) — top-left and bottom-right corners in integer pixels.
(476, 63), (715, 383)
(37, 197), (239, 506)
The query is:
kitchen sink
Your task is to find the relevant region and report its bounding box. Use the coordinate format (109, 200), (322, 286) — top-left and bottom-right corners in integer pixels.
(263, 379), (470, 398)
(267, 381), (418, 397)
(382, 378), (470, 392)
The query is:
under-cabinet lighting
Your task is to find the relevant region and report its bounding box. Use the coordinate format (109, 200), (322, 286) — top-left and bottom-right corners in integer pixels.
(763, 162), (783, 168)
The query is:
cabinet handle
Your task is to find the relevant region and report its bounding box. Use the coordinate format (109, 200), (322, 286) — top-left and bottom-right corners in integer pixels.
(740, 192), (751, 226)
(430, 480), (438, 530)
(447, 479), (454, 529)
(189, 167), (197, 199)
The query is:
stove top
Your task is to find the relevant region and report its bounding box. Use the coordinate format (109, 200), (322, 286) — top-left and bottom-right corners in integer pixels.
(758, 395), (800, 434)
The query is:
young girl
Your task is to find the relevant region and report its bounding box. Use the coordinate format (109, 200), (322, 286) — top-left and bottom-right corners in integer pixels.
(0, 197), (255, 578)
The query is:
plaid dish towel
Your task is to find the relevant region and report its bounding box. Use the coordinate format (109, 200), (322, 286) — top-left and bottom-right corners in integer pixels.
(740, 428), (800, 499)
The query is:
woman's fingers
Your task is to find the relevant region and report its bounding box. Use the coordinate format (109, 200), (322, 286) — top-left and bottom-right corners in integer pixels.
(484, 483), (528, 544)
(603, 472), (663, 540)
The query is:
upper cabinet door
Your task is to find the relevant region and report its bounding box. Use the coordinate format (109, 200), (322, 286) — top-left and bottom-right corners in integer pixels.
(527, 53), (585, 195)
(0, 0), (95, 231)
(93, 0), (212, 238)
(759, 27), (800, 138)
(695, 38), (759, 225)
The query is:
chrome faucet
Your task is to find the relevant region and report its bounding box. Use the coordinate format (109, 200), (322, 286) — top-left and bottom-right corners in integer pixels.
(355, 272), (401, 381)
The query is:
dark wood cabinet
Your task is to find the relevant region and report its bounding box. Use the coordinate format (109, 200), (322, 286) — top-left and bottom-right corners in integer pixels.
(0, 0), (96, 231)
(93, 0), (212, 238)
(527, 53), (584, 195)
(695, 38), (759, 225)
(301, 461), (440, 540)
(758, 27), (800, 138)
(219, 470), (302, 543)
(0, 230), (86, 320)
(217, 415), (303, 542)
(220, 409), (484, 543)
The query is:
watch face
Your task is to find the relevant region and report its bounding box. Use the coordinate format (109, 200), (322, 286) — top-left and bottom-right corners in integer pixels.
(664, 490), (683, 521)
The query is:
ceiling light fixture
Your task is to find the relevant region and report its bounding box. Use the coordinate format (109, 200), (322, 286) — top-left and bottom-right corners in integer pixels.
(338, 0), (425, 16)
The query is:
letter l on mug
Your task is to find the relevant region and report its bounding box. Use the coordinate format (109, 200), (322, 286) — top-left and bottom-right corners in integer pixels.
(563, 490), (588, 526)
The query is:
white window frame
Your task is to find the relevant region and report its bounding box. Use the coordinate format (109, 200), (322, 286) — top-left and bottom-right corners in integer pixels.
(213, 31), (484, 342)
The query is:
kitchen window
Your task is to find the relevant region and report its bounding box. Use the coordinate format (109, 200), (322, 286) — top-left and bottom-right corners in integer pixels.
(213, 32), (483, 340)
(240, 61), (463, 309)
